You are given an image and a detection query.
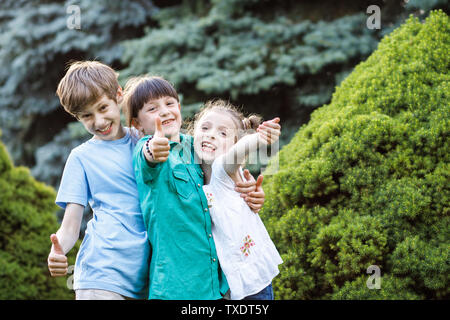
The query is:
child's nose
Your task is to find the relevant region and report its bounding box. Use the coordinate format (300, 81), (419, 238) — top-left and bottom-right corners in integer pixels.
(94, 115), (107, 128)
(159, 105), (170, 117)
(207, 131), (216, 140)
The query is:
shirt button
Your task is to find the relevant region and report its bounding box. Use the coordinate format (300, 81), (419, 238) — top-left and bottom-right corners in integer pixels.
(204, 208), (208, 212)
(197, 183), (201, 187)
(212, 258), (216, 262)
(209, 234), (212, 238)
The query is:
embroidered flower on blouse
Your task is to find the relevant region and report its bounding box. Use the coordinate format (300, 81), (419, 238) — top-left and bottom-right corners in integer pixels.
(205, 192), (214, 208)
(240, 235), (255, 257)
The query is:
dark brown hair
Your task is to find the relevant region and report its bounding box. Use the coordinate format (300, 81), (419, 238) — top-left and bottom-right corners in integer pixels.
(123, 75), (179, 128)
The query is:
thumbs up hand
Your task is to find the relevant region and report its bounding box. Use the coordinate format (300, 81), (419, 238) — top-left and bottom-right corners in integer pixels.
(255, 174), (264, 191)
(144, 116), (170, 163)
(154, 116), (166, 138)
(246, 174), (265, 214)
(48, 234), (68, 277)
(235, 170), (266, 214)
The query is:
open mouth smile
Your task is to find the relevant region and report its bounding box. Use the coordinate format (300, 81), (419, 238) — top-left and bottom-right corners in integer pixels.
(162, 119), (175, 126)
(97, 123), (112, 135)
(201, 141), (216, 152)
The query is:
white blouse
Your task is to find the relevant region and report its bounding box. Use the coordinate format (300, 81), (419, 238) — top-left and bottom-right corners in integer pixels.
(202, 155), (283, 300)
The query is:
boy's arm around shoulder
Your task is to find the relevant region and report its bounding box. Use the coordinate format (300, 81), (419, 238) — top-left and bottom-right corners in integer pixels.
(48, 203), (84, 277)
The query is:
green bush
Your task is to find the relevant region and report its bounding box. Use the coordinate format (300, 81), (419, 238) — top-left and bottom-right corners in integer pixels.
(262, 10), (449, 299)
(0, 130), (76, 299)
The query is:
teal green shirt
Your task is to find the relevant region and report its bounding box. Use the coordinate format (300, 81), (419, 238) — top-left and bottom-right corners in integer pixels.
(133, 133), (229, 300)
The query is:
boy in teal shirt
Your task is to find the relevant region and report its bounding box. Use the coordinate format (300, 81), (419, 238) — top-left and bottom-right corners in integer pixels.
(125, 76), (265, 299)
(133, 132), (227, 299)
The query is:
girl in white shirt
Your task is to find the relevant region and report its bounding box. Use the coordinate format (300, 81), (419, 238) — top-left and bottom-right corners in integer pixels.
(192, 100), (283, 300)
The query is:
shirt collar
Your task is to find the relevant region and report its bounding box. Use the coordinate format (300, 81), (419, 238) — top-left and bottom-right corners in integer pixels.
(169, 133), (193, 160)
(169, 133), (192, 146)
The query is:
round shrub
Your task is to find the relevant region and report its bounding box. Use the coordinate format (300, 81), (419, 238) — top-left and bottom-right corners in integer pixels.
(0, 130), (77, 299)
(262, 10), (449, 299)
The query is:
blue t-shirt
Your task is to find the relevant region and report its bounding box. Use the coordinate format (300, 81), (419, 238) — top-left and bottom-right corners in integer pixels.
(56, 127), (150, 299)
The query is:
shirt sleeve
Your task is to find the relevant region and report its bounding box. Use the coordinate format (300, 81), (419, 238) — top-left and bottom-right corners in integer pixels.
(55, 150), (89, 210)
(133, 136), (164, 183)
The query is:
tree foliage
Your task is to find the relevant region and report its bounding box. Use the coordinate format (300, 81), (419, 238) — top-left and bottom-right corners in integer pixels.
(0, 0), (156, 167)
(1, 1), (447, 190)
(261, 10), (449, 299)
(120, 0), (382, 134)
(0, 129), (78, 299)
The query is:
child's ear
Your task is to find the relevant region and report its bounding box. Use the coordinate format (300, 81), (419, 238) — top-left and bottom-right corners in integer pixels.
(131, 118), (143, 133)
(116, 86), (124, 105)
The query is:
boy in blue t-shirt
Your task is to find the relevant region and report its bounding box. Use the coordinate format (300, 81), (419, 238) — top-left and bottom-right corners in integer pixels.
(47, 61), (150, 299)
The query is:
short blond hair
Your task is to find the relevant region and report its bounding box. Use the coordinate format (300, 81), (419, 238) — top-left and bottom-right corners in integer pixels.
(56, 60), (119, 116)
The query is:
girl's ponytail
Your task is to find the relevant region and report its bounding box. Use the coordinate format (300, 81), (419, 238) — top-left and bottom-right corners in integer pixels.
(242, 115), (262, 131)
(192, 99), (263, 141)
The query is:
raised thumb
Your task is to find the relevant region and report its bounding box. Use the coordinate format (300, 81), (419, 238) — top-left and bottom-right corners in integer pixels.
(154, 116), (164, 137)
(50, 234), (64, 255)
(255, 174), (264, 190)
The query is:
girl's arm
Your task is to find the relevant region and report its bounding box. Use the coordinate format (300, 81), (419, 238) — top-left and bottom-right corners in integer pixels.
(222, 133), (259, 175)
(222, 118), (280, 176)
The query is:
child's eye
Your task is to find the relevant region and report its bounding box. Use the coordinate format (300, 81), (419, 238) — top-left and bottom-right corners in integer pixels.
(201, 126), (208, 131)
(81, 114), (91, 119)
(220, 131), (227, 137)
(99, 105), (108, 111)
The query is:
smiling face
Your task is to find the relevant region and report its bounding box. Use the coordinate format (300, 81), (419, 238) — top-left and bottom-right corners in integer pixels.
(133, 95), (182, 142)
(77, 93), (125, 141)
(193, 110), (239, 163)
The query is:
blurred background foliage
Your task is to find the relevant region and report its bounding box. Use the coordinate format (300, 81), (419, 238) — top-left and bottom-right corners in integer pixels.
(262, 10), (449, 299)
(1, 0), (448, 190)
(0, 129), (79, 299)
(0, 0), (448, 299)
